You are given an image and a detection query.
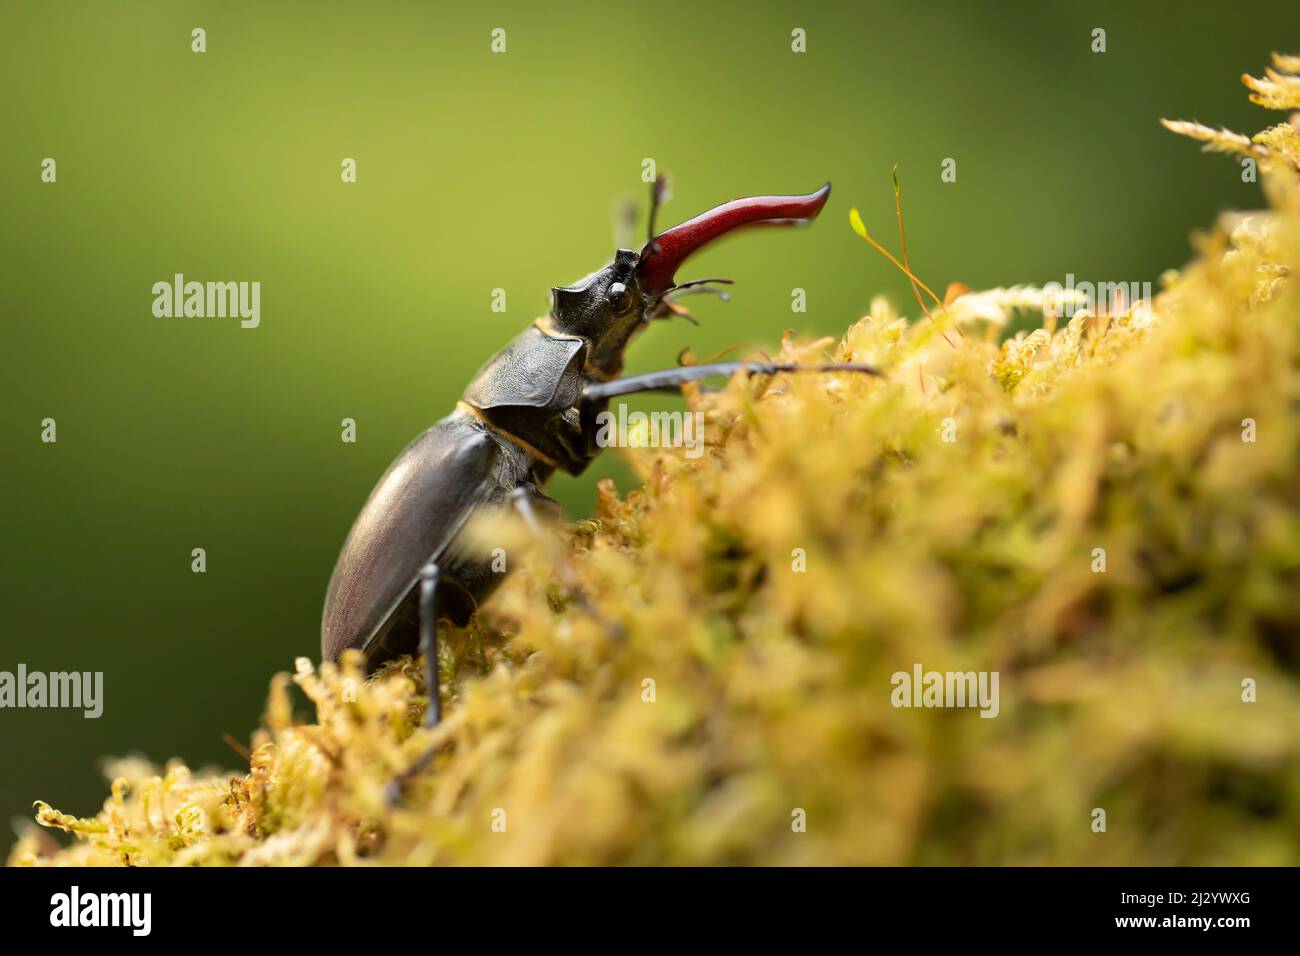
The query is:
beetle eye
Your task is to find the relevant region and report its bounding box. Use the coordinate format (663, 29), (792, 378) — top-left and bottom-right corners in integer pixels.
(607, 281), (633, 314)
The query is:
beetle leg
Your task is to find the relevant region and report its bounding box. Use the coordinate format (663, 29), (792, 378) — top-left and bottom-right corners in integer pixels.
(581, 360), (883, 402)
(511, 486), (625, 642)
(418, 561), (442, 727)
(545, 407), (589, 466)
(383, 561), (444, 806)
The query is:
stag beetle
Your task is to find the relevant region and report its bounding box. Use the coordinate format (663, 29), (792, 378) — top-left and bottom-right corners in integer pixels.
(321, 180), (878, 785)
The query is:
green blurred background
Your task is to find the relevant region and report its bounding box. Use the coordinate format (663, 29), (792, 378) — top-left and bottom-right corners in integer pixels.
(1, 0), (1294, 855)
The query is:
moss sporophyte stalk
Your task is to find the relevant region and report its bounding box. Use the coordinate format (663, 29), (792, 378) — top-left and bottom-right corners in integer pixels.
(13, 52), (1300, 867)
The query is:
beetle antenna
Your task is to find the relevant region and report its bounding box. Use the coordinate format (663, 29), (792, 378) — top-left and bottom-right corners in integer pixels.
(647, 173), (671, 241)
(683, 287), (731, 301)
(654, 277), (735, 325)
(671, 277), (735, 294)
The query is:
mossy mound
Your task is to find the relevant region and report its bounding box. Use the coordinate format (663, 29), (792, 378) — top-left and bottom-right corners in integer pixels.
(12, 54), (1300, 866)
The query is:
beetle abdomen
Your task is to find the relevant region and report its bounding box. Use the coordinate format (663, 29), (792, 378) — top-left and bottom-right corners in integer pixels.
(320, 415), (501, 667)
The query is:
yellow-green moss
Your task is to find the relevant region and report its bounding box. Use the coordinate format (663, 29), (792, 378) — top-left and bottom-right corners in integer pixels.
(12, 53), (1300, 867)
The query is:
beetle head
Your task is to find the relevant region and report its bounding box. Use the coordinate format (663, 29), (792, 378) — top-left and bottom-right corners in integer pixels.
(549, 185), (831, 376)
(549, 248), (647, 374)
